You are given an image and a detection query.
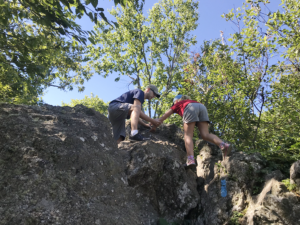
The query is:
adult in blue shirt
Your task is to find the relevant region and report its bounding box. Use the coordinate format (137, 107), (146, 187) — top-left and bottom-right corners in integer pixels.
(108, 84), (161, 143)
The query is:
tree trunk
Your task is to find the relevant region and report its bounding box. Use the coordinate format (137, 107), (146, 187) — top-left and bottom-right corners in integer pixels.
(148, 100), (151, 117)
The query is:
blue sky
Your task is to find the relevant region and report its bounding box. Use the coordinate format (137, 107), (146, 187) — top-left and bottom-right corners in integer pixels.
(42, 0), (281, 106)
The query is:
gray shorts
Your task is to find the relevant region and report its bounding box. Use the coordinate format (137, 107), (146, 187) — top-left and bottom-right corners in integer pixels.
(182, 103), (210, 124)
(108, 102), (132, 140)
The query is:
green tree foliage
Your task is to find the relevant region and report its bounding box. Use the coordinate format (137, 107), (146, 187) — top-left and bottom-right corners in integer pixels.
(62, 93), (108, 116)
(255, 0), (300, 166)
(176, 0), (300, 169)
(1, 0), (137, 43)
(88, 0), (198, 116)
(0, 0), (136, 104)
(173, 39), (269, 149)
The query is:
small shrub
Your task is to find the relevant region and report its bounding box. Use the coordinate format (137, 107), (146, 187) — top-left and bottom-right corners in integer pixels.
(228, 211), (244, 225)
(282, 179), (297, 192)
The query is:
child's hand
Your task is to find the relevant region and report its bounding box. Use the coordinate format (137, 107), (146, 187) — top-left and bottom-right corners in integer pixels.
(152, 119), (161, 127)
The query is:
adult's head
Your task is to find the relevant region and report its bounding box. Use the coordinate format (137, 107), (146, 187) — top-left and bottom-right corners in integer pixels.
(144, 84), (160, 100)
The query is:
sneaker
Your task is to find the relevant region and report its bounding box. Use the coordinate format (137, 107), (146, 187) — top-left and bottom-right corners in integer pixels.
(184, 158), (197, 170)
(220, 143), (232, 160)
(129, 133), (150, 141)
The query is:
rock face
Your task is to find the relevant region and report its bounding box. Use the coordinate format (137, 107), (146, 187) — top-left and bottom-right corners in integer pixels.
(119, 140), (199, 222)
(0, 103), (158, 224)
(0, 103), (299, 225)
(194, 140), (300, 225)
(290, 160), (300, 192)
(0, 104), (197, 224)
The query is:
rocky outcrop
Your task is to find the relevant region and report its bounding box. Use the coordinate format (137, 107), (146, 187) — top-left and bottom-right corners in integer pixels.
(194, 140), (300, 225)
(0, 104), (197, 224)
(119, 140), (199, 221)
(125, 121), (185, 150)
(0, 103), (158, 224)
(0, 103), (299, 225)
(290, 160), (300, 192)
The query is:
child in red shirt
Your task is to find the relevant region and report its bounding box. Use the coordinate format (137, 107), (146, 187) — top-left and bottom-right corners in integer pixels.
(152, 95), (232, 169)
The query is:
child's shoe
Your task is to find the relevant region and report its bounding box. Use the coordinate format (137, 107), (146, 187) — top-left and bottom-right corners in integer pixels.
(220, 142), (232, 160)
(184, 156), (196, 170)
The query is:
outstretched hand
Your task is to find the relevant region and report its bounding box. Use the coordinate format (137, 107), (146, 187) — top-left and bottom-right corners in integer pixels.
(152, 118), (161, 127)
(149, 118), (163, 133)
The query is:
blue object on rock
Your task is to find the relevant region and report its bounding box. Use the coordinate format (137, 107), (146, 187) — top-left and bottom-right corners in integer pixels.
(221, 179), (227, 197)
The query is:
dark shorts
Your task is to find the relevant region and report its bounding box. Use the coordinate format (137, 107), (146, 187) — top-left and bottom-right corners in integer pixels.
(108, 102), (132, 140)
(182, 103), (210, 124)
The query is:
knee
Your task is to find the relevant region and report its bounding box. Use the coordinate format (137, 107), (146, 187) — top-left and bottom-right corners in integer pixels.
(201, 132), (209, 140)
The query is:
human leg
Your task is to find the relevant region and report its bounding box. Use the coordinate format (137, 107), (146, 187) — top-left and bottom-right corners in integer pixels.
(196, 122), (223, 146)
(183, 122), (196, 157)
(128, 105), (141, 131)
(127, 105), (150, 141)
(183, 122), (197, 167)
(197, 122), (232, 159)
(117, 137), (123, 144)
(108, 102), (131, 143)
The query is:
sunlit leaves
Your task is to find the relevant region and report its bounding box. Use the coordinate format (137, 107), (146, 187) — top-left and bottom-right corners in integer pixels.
(88, 0), (198, 116)
(0, 0), (137, 104)
(62, 93), (109, 116)
(220, 0), (300, 168)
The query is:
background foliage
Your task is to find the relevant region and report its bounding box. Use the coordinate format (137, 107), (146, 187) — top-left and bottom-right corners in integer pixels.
(62, 93), (108, 116)
(0, 0), (135, 104)
(87, 0), (198, 117)
(1, 0), (299, 172)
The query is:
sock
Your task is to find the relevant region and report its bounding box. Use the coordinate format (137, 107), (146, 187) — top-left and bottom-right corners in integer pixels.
(131, 130), (138, 136)
(187, 155), (194, 160)
(219, 142), (225, 149)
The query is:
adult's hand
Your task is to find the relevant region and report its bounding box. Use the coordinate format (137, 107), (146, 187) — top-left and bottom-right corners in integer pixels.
(143, 123), (152, 129)
(150, 125), (157, 133)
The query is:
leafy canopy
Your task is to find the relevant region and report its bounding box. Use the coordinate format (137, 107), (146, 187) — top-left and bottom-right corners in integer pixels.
(0, 0), (136, 104)
(87, 0), (198, 116)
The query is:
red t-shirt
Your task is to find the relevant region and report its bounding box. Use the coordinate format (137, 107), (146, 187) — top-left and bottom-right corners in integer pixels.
(171, 100), (199, 117)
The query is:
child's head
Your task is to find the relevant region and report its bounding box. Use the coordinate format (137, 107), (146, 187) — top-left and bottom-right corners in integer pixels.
(180, 95), (191, 101)
(173, 94), (191, 105)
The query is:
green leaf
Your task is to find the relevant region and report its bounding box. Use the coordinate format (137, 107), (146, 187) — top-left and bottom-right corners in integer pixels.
(90, 0), (98, 8)
(88, 12), (94, 21)
(88, 37), (96, 45)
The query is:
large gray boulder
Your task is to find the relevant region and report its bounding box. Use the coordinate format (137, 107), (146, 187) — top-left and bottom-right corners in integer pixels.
(0, 103), (158, 224)
(0, 103), (199, 225)
(118, 140), (199, 222)
(1, 103), (299, 225)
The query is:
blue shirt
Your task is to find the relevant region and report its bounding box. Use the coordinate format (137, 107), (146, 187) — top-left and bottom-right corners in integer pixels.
(110, 89), (145, 105)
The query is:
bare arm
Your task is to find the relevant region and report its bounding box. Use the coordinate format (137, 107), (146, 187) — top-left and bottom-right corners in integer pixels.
(139, 110), (161, 127)
(159, 108), (174, 122)
(138, 118), (151, 127)
(149, 108), (174, 132)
